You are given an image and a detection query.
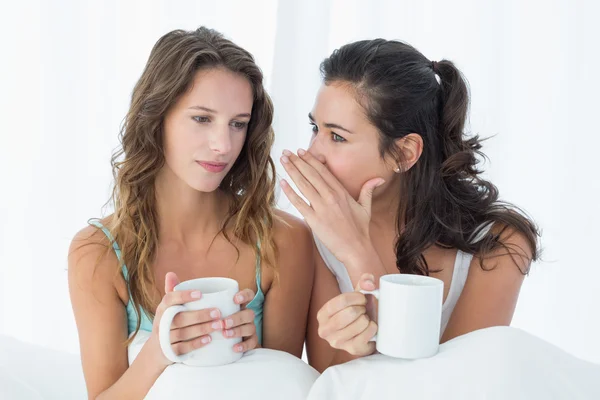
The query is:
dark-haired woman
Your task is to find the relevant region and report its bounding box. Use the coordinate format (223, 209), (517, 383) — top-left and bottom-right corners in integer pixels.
(279, 38), (539, 372)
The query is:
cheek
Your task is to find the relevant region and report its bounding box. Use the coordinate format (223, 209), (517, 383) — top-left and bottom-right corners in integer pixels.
(233, 131), (247, 153)
(325, 155), (369, 199)
(324, 147), (388, 199)
(164, 127), (190, 163)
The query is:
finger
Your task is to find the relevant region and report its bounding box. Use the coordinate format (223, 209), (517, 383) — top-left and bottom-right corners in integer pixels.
(222, 322), (256, 339)
(160, 289), (202, 309)
(234, 288), (255, 306)
(164, 272), (180, 293)
(282, 150), (336, 205)
(355, 273), (376, 292)
(318, 305), (366, 339)
(170, 321), (218, 343)
(357, 178), (386, 216)
(326, 314), (371, 349)
(280, 179), (315, 219)
(317, 292), (368, 323)
(220, 308), (255, 329)
(347, 320), (378, 354)
(296, 148), (346, 193)
(280, 151), (323, 204)
(234, 334), (259, 353)
(171, 308), (221, 329)
(172, 334), (212, 356)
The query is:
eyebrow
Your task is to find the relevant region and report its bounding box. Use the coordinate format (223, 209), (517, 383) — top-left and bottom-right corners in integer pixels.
(308, 112), (353, 134)
(189, 106), (251, 118)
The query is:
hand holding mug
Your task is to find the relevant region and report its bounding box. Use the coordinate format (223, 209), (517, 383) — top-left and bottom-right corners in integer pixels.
(319, 272), (444, 359)
(149, 272), (221, 367)
(156, 274), (258, 367)
(316, 274), (379, 357)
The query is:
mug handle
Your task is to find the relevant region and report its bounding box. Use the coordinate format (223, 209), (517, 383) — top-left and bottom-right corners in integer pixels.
(359, 289), (380, 342)
(159, 305), (186, 363)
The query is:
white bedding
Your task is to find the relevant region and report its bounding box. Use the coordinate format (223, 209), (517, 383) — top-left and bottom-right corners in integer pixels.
(0, 335), (86, 400)
(2, 327), (599, 399)
(307, 326), (600, 400)
(128, 331), (319, 400)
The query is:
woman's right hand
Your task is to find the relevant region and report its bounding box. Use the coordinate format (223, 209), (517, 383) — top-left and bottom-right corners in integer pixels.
(317, 273), (379, 357)
(147, 272), (222, 367)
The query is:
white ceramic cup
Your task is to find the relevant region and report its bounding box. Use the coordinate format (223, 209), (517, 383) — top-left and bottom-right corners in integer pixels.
(360, 274), (444, 359)
(159, 277), (243, 367)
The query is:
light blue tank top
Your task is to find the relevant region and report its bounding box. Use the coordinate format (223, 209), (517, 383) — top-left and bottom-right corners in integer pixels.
(88, 219), (264, 344)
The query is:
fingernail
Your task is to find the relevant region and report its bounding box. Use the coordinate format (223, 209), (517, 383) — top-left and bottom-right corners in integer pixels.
(376, 179), (385, 188)
(281, 156), (289, 163)
(235, 294), (244, 303)
(201, 336), (211, 344)
(225, 318), (234, 328)
(280, 179), (288, 187)
(224, 329), (234, 337)
(191, 291), (202, 299)
(210, 309), (220, 319)
(365, 280), (375, 287)
(282, 149), (292, 156)
(211, 321), (222, 330)
(297, 148), (306, 156)
(234, 345), (243, 352)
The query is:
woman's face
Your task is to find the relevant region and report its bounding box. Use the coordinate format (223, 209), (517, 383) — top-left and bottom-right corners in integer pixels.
(307, 82), (398, 200)
(162, 67), (253, 192)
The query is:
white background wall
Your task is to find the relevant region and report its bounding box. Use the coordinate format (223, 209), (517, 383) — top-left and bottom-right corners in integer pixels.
(1, 0), (598, 364)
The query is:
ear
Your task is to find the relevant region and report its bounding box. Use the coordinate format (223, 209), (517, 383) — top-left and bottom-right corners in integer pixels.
(393, 133), (423, 172)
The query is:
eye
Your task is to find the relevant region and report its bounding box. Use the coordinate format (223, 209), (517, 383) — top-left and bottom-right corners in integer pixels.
(331, 132), (346, 143)
(192, 116), (210, 123)
(231, 121), (248, 130)
(310, 123), (318, 135)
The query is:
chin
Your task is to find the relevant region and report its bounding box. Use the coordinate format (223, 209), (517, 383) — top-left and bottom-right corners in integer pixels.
(187, 179), (223, 193)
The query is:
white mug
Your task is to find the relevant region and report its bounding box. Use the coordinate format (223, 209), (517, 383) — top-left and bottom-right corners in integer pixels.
(361, 274), (444, 359)
(159, 277), (243, 367)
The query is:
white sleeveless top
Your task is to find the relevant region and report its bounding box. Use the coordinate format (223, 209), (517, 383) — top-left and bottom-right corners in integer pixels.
(313, 222), (494, 337)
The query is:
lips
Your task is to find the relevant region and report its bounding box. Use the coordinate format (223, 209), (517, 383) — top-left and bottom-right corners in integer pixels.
(196, 161), (228, 173)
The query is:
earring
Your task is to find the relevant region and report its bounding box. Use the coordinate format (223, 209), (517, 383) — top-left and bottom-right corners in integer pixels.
(394, 166), (401, 173)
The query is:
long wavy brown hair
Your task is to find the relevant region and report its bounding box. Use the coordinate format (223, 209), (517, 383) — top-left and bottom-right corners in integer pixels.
(99, 27), (277, 341)
(321, 39), (540, 275)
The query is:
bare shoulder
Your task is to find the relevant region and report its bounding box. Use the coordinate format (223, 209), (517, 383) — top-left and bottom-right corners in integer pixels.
(271, 209), (315, 277)
(68, 217), (125, 304)
(474, 223), (535, 274)
(273, 209), (313, 254)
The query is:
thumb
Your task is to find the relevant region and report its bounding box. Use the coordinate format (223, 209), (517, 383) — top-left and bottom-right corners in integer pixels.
(164, 272), (180, 293)
(358, 178), (385, 215)
(355, 273), (376, 292)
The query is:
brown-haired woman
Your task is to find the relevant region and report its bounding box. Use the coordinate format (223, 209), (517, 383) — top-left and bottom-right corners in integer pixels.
(68, 27), (314, 399)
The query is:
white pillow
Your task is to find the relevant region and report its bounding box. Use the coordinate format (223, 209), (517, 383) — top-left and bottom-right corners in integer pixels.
(129, 331), (319, 399)
(307, 326), (600, 400)
(0, 334), (86, 400)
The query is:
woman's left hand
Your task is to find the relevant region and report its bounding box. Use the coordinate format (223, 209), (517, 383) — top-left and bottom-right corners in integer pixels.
(218, 288), (260, 353)
(279, 149), (384, 266)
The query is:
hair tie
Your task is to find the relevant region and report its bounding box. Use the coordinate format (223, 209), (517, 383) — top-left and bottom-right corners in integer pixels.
(431, 61), (441, 84)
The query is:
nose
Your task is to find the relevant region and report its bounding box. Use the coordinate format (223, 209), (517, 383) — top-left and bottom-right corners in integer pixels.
(209, 124), (232, 155)
(307, 133), (326, 163)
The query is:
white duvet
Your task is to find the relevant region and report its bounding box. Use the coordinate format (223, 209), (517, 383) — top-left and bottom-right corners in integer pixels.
(127, 331), (319, 399)
(1, 327), (599, 399)
(307, 326), (600, 399)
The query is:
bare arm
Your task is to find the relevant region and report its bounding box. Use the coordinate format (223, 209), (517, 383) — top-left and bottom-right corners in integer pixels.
(260, 211), (315, 358)
(441, 227), (533, 343)
(68, 226), (166, 400)
(306, 247), (371, 372)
